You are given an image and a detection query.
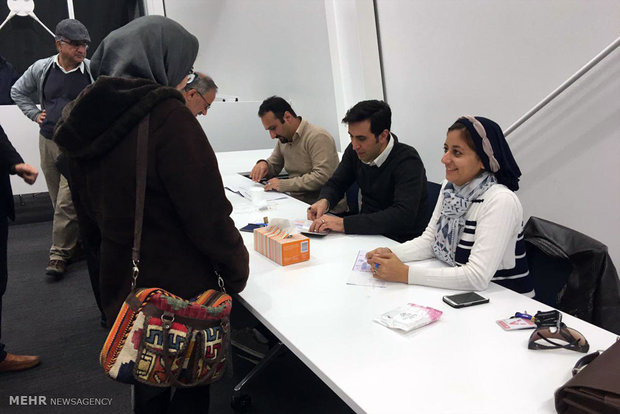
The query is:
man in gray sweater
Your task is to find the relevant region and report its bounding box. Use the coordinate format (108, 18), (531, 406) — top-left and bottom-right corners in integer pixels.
(11, 19), (93, 277)
(249, 96), (343, 207)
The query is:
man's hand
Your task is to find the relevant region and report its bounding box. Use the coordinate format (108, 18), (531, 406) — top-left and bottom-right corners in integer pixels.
(14, 163), (38, 185)
(36, 110), (47, 125)
(250, 160), (268, 182)
(264, 177), (280, 192)
(307, 198), (329, 220)
(369, 252), (409, 284)
(309, 214), (344, 233)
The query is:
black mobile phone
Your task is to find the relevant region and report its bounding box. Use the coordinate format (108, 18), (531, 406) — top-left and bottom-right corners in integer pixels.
(442, 292), (489, 308)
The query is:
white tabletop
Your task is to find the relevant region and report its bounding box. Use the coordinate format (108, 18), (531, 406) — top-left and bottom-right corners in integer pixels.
(216, 150), (618, 414)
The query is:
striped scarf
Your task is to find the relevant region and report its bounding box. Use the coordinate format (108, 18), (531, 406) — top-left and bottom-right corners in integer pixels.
(433, 172), (497, 266)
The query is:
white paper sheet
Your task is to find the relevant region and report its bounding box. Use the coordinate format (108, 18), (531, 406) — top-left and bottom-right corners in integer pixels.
(347, 250), (387, 288)
(347, 271), (388, 288)
(346, 252), (450, 288)
(225, 182), (288, 201)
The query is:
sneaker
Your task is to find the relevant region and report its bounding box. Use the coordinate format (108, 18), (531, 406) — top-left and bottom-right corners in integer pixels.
(45, 259), (66, 277)
(231, 327), (270, 360)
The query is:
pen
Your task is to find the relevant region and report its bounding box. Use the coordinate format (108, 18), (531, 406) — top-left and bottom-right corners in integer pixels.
(514, 312), (534, 321)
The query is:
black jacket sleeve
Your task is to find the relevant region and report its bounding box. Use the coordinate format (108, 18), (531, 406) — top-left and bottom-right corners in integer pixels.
(0, 125), (24, 173)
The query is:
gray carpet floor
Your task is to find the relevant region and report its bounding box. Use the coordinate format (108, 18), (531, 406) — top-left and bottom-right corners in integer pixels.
(0, 221), (354, 414)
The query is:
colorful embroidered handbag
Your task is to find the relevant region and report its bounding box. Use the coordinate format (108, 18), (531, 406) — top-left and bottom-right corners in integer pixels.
(99, 115), (232, 387)
(100, 285), (231, 386)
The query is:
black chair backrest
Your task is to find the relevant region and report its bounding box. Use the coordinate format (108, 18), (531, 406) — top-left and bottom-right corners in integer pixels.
(426, 181), (441, 223)
(525, 241), (571, 308)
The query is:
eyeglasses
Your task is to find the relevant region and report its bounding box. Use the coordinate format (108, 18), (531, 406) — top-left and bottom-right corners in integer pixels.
(60, 39), (89, 50)
(194, 90), (211, 111)
(527, 310), (590, 353)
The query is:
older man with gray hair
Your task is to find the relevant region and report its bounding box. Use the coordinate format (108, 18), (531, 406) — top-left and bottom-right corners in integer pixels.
(177, 71), (217, 117)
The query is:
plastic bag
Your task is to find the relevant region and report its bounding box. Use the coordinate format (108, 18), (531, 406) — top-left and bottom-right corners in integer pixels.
(375, 303), (442, 332)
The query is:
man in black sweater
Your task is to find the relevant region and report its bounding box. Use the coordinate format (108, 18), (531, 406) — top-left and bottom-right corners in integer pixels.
(308, 100), (428, 243)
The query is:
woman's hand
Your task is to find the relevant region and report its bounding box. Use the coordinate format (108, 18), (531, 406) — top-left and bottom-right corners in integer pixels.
(365, 247), (392, 263)
(369, 252), (409, 284)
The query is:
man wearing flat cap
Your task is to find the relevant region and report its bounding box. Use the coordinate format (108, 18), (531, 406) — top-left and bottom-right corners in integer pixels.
(11, 19), (94, 278)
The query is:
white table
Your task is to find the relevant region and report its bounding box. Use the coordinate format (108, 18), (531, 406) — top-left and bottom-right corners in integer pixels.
(216, 150), (618, 414)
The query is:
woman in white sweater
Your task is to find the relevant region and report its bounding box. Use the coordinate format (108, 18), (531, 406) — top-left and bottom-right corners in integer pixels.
(366, 116), (534, 296)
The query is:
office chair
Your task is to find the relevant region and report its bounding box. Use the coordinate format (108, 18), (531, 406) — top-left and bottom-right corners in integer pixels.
(229, 295), (288, 411)
(426, 181), (441, 223)
(523, 216), (620, 335)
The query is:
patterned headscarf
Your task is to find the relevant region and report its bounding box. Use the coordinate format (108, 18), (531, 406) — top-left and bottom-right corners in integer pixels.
(457, 116), (521, 191)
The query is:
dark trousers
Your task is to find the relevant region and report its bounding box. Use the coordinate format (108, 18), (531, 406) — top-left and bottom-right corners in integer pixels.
(0, 216), (8, 362)
(133, 383), (210, 414)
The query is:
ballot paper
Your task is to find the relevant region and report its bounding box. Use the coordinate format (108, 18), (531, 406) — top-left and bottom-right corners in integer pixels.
(352, 250), (373, 272)
(347, 250), (387, 288)
(225, 182), (288, 202)
(347, 252), (451, 288)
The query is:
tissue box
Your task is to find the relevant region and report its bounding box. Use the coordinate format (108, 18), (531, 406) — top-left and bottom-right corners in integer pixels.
(253, 227), (310, 266)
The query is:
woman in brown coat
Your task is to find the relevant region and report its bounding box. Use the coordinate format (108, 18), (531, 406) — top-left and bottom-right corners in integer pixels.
(54, 16), (249, 413)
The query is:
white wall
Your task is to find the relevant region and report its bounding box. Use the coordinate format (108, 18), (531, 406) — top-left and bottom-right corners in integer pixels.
(3, 105), (47, 194)
(165, 0), (341, 152)
(511, 49), (620, 264)
(375, 0), (620, 264)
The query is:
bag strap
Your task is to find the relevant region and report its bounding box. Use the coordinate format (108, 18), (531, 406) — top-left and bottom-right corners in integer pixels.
(131, 115), (149, 290)
(128, 114), (227, 293)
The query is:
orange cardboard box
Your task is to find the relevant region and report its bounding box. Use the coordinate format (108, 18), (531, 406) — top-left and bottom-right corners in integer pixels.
(253, 226), (310, 266)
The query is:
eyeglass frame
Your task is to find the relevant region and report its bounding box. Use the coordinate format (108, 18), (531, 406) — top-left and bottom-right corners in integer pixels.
(59, 38), (90, 50)
(193, 89), (211, 111)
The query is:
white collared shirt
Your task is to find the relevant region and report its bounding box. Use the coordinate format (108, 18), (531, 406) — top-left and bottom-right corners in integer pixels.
(364, 134), (394, 167)
(54, 54), (85, 74)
